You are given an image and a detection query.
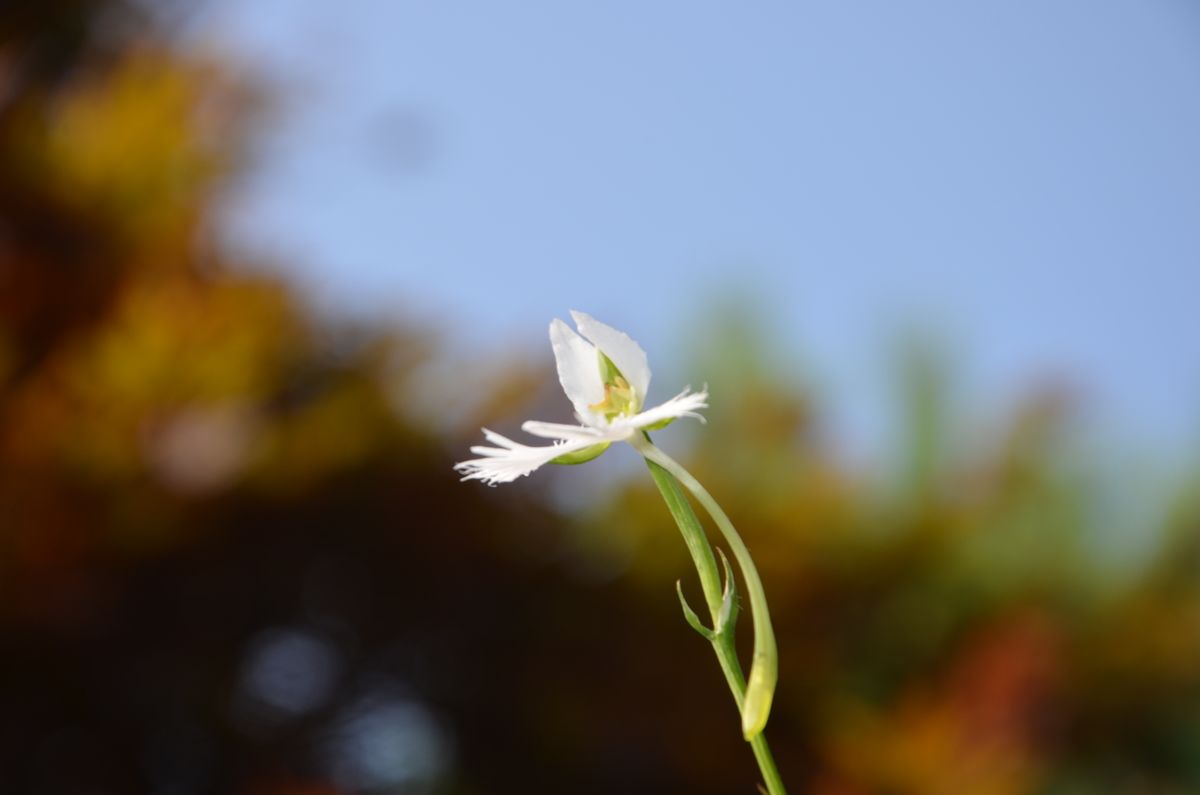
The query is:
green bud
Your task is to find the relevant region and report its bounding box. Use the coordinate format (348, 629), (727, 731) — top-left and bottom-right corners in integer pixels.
(741, 654), (777, 740)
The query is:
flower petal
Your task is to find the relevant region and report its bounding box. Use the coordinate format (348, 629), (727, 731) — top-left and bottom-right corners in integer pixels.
(570, 311), (651, 407)
(521, 420), (610, 442)
(454, 428), (597, 486)
(549, 318), (605, 422)
(612, 387), (709, 432)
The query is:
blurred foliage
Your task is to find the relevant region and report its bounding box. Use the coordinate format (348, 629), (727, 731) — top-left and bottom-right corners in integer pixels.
(2, 3), (1200, 794)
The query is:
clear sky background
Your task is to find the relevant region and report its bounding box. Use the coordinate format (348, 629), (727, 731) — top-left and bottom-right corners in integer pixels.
(191, 0), (1200, 459)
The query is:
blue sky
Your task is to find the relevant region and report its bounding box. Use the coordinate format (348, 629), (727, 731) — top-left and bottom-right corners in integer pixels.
(193, 0), (1200, 457)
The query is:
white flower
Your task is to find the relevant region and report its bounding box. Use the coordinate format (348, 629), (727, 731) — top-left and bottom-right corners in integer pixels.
(455, 311), (707, 485)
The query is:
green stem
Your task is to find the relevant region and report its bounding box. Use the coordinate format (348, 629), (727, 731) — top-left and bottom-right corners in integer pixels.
(639, 437), (787, 795)
(634, 434), (779, 737)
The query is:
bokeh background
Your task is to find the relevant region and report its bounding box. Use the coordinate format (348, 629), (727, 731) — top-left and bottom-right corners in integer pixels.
(2, 1), (1199, 793)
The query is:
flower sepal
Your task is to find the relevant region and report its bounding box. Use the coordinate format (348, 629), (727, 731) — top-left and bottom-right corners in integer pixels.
(550, 442), (611, 465)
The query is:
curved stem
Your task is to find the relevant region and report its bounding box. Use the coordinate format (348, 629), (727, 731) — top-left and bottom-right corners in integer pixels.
(638, 437), (786, 794)
(643, 457), (725, 617)
(633, 434), (779, 739)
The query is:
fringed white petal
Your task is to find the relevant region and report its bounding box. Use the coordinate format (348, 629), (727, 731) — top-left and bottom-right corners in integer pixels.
(549, 318), (605, 421)
(454, 428), (598, 486)
(521, 420), (610, 442)
(570, 310), (651, 405)
(613, 386), (709, 432)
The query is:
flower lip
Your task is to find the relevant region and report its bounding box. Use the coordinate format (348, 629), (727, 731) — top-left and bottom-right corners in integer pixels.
(454, 428), (599, 485)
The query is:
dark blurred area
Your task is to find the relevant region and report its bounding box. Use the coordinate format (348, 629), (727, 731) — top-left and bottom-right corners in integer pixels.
(3, 3), (1200, 794)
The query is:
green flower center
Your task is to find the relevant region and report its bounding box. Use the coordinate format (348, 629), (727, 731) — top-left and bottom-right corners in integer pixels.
(589, 352), (638, 421)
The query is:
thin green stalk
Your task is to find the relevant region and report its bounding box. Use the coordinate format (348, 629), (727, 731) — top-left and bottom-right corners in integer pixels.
(633, 434), (779, 737)
(639, 437), (787, 795)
